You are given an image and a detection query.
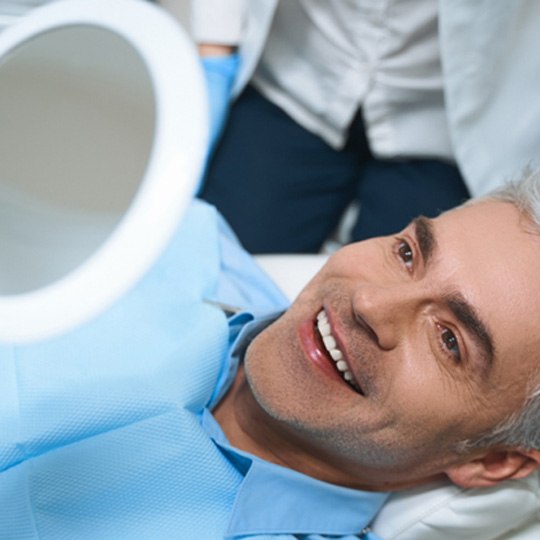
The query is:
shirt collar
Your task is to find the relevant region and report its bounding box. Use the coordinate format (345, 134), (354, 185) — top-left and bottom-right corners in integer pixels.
(207, 310), (281, 409)
(202, 410), (388, 538)
(204, 311), (388, 536)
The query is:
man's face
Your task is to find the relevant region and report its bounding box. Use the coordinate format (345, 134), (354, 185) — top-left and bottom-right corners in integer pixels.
(243, 201), (540, 489)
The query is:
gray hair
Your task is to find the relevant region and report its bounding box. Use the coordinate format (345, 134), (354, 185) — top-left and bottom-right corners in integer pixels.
(482, 167), (540, 225)
(458, 169), (540, 453)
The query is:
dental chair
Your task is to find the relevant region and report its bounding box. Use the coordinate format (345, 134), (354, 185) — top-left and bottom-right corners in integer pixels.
(0, 1), (538, 538)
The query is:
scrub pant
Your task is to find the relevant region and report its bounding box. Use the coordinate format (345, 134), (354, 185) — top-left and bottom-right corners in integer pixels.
(200, 85), (470, 254)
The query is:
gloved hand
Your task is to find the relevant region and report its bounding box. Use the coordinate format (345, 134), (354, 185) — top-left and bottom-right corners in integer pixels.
(201, 53), (240, 153)
(195, 53), (239, 194)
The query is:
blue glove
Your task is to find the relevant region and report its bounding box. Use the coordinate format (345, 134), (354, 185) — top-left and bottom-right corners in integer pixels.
(201, 53), (240, 153)
(195, 53), (240, 194)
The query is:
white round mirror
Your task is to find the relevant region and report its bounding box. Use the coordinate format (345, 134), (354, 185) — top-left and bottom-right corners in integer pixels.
(0, 0), (208, 342)
(0, 25), (155, 294)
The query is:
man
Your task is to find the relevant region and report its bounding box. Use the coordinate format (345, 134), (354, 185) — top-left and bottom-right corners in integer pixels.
(215, 171), (540, 498)
(213, 170), (540, 497)
(2, 172), (540, 539)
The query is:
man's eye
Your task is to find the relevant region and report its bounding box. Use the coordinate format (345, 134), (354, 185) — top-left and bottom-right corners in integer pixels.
(440, 327), (461, 362)
(397, 240), (414, 269)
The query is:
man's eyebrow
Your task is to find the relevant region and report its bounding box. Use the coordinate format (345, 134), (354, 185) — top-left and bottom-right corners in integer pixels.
(411, 215), (496, 371)
(412, 216), (436, 266)
(444, 293), (496, 373)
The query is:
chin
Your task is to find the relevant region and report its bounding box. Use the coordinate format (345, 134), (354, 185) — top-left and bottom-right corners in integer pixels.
(243, 343), (297, 424)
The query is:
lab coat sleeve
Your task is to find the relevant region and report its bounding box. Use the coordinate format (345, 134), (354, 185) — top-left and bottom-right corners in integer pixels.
(191, 0), (247, 45)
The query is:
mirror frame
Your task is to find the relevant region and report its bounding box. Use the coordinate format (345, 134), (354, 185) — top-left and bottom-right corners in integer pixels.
(0, 0), (208, 342)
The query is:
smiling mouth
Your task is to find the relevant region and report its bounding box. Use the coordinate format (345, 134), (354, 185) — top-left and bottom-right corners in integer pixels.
(316, 309), (363, 394)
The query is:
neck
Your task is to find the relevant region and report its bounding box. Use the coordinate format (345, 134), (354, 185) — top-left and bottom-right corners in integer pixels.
(213, 366), (305, 471)
(213, 368), (441, 491)
(213, 366), (446, 491)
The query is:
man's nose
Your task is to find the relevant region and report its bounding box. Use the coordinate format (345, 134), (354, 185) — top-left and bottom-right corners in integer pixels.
(351, 282), (423, 350)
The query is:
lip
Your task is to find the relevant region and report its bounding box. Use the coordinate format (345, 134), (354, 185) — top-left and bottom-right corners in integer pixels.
(298, 309), (361, 392)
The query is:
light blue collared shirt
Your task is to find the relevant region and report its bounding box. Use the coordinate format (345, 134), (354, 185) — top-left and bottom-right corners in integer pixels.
(202, 313), (389, 539)
(0, 200), (386, 538)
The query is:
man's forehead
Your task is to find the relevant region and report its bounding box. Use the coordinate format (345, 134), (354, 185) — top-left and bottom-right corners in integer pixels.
(435, 199), (524, 231)
(435, 201), (540, 361)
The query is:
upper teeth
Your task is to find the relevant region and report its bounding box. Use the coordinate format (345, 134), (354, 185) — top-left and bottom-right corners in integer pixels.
(316, 310), (360, 391)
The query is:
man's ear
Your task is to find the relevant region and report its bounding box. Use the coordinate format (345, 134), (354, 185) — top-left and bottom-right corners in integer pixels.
(445, 449), (540, 488)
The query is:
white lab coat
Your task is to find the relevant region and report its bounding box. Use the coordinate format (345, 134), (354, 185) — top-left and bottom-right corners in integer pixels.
(192, 0), (540, 196)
